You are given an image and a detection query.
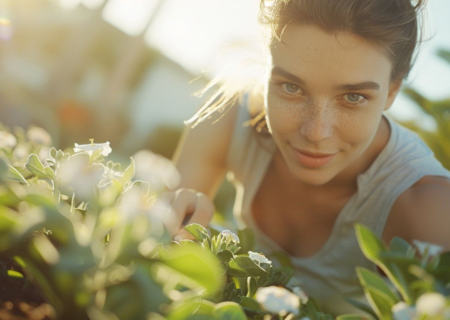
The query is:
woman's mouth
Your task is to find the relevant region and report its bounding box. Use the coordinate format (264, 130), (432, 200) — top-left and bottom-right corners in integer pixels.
(292, 147), (337, 168)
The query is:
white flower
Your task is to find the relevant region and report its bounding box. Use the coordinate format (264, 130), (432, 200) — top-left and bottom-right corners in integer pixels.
(27, 127), (52, 146)
(412, 240), (443, 258)
(292, 286), (309, 304)
(392, 302), (417, 320)
(132, 150), (180, 191)
(0, 131), (16, 148)
(221, 230), (240, 243)
(255, 286), (299, 316)
(13, 144), (29, 161)
(74, 141), (112, 156)
(58, 153), (104, 201)
(118, 185), (177, 235)
(416, 293), (447, 317)
(248, 251), (272, 265)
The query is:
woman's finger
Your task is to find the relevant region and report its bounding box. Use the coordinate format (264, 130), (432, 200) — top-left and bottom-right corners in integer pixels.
(170, 188), (200, 231)
(173, 192), (215, 241)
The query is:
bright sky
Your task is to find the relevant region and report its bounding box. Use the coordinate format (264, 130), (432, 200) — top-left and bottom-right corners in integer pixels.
(66, 0), (450, 127)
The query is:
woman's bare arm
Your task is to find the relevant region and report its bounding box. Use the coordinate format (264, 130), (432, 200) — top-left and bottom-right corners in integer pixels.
(169, 103), (239, 239)
(383, 175), (450, 251)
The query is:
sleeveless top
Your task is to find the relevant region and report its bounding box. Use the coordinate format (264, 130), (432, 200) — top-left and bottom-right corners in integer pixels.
(226, 102), (450, 315)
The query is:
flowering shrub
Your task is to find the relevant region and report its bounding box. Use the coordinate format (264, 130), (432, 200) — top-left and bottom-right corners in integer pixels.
(0, 125), (449, 320)
(0, 126), (324, 320)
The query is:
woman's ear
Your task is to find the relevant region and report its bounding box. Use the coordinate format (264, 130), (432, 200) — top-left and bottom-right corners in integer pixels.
(384, 79), (403, 111)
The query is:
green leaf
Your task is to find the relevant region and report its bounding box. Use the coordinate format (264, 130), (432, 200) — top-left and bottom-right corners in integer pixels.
(213, 302), (246, 320)
(234, 256), (267, 276)
(246, 276), (257, 297)
(240, 296), (261, 310)
(356, 268), (398, 320)
(270, 267), (294, 286)
(159, 241), (225, 295)
(5, 165), (28, 184)
(217, 250), (234, 263)
(227, 260), (248, 277)
(345, 297), (378, 319)
(25, 154), (55, 179)
(356, 268), (399, 304)
(389, 237), (416, 258)
(7, 270), (24, 278)
(185, 223), (210, 242)
(121, 157), (135, 185)
(355, 224), (387, 263)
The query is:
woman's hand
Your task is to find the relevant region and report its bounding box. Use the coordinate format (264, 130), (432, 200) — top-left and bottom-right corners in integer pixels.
(164, 188), (215, 241)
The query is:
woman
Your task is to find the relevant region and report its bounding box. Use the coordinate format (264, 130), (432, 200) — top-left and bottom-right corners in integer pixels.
(170, 0), (450, 314)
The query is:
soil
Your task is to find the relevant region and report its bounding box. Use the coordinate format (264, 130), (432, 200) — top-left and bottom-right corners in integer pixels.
(0, 256), (56, 320)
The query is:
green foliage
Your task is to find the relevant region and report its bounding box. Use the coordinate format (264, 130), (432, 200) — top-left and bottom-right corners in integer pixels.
(352, 224), (450, 319)
(399, 49), (450, 170)
(0, 125), (331, 320)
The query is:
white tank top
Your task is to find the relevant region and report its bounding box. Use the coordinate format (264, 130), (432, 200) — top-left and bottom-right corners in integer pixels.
(226, 101), (450, 315)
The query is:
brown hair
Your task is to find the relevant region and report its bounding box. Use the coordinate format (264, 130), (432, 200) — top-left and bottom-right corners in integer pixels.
(187, 0), (426, 131)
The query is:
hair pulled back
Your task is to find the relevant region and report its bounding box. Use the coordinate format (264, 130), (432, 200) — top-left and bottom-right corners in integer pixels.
(260, 0), (425, 81)
(187, 0), (425, 130)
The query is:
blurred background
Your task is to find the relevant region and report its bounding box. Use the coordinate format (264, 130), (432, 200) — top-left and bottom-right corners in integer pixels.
(0, 0), (449, 218)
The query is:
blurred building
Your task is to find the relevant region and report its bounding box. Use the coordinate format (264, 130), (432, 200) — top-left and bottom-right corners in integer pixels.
(0, 0), (208, 158)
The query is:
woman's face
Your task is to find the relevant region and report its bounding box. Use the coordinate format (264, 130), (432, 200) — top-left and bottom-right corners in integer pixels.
(265, 24), (401, 186)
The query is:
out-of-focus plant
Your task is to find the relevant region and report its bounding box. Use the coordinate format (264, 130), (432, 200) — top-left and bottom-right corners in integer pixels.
(336, 224), (450, 320)
(399, 49), (450, 170)
(0, 126), (227, 320)
(0, 124), (335, 320)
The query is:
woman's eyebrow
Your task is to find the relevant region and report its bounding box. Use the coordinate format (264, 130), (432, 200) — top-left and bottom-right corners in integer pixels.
(271, 67), (306, 86)
(271, 66), (380, 91)
(335, 82), (380, 91)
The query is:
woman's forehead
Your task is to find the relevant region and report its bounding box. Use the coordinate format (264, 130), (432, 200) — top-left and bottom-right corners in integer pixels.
(269, 24), (393, 87)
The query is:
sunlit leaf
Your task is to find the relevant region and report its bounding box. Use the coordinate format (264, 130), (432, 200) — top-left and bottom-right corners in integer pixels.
(26, 154), (55, 179)
(185, 223), (210, 242)
(159, 241), (225, 295)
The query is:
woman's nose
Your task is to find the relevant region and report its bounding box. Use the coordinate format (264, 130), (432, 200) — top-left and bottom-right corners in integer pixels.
(300, 102), (333, 143)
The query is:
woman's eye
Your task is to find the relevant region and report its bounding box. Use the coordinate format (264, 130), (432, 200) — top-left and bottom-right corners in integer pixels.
(344, 93), (365, 104)
(281, 83), (302, 94)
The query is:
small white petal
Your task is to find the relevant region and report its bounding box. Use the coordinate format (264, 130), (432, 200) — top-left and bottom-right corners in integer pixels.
(255, 286), (299, 315)
(416, 293), (447, 316)
(27, 127), (52, 146)
(0, 131), (17, 148)
(248, 251), (272, 265)
(412, 240), (443, 257)
(133, 150), (180, 191)
(392, 302), (417, 320)
(221, 230), (240, 243)
(74, 142), (112, 156)
(292, 286), (309, 304)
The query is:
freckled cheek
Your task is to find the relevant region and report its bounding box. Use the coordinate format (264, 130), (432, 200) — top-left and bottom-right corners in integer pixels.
(338, 114), (381, 149)
(266, 99), (305, 132)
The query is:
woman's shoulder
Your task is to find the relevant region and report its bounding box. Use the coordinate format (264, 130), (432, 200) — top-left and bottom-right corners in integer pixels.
(384, 175), (450, 250)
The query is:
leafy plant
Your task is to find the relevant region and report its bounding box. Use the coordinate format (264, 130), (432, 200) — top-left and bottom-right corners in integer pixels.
(398, 49), (450, 170)
(339, 224), (450, 320)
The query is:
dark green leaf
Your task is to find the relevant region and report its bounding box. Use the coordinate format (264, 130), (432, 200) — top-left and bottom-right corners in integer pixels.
(217, 249), (234, 263)
(240, 296), (261, 310)
(233, 256), (267, 276)
(389, 237), (416, 258)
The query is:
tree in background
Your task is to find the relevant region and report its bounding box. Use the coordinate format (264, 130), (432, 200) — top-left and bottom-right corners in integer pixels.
(399, 49), (450, 170)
